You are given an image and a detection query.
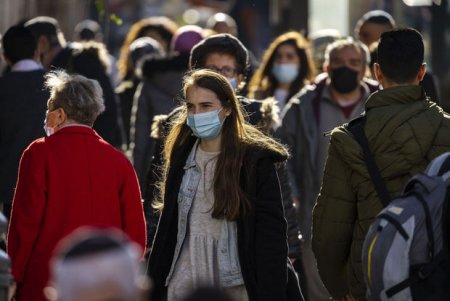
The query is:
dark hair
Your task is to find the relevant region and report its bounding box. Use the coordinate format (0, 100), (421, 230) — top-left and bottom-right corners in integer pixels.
(24, 16), (62, 47)
(354, 10), (396, 40)
(136, 17), (178, 47)
(2, 25), (37, 64)
(129, 37), (163, 66)
(74, 19), (102, 42)
(189, 34), (249, 75)
(377, 28), (424, 83)
(355, 10), (396, 33)
(117, 16), (178, 79)
(62, 233), (126, 261)
(361, 10), (396, 26)
(205, 13), (238, 37)
(54, 228), (130, 262)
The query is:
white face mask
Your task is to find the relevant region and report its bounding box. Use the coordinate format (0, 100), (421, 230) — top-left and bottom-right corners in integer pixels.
(43, 124), (55, 136)
(44, 109), (59, 136)
(272, 63), (299, 84)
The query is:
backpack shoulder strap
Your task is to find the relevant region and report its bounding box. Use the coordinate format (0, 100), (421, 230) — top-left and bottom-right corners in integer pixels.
(346, 114), (391, 207)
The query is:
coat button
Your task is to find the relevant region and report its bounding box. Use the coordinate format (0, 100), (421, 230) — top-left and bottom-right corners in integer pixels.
(221, 248), (227, 254)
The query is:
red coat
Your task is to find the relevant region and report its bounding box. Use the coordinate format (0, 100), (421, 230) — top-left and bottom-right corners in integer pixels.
(7, 126), (146, 301)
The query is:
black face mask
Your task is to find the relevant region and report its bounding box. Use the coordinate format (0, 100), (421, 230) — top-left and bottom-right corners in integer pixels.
(330, 66), (359, 93)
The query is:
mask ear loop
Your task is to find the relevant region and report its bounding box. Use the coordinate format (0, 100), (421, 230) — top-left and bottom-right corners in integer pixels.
(217, 107), (230, 124)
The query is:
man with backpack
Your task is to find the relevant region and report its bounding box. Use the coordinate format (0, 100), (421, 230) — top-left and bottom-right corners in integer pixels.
(362, 152), (450, 300)
(279, 38), (378, 301)
(312, 28), (450, 300)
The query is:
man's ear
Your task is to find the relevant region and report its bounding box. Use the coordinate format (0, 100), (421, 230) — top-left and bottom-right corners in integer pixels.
(2, 52), (12, 67)
(236, 73), (245, 89)
(417, 63), (427, 82)
(373, 63), (383, 82)
(33, 48), (41, 63)
(38, 36), (50, 54)
(54, 107), (68, 127)
(323, 62), (330, 74)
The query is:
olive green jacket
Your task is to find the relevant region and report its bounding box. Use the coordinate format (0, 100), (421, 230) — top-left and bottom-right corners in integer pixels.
(312, 85), (450, 299)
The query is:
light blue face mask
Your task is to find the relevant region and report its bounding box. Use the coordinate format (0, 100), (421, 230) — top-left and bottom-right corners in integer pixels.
(228, 78), (238, 90)
(187, 108), (224, 140)
(272, 63), (299, 84)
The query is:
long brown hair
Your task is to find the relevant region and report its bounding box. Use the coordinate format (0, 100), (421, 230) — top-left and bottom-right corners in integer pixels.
(158, 69), (288, 220)
(248, 31), (316, 100)
(117, 16), (178, 80)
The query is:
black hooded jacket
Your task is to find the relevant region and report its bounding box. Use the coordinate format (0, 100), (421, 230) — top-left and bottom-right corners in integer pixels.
(147, 135), (302, 301)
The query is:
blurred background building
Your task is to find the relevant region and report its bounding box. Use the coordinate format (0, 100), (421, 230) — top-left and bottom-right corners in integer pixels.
(0, 0), (449, 108)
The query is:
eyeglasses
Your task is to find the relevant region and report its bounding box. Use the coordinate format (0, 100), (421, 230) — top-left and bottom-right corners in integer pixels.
(205, 65), (239, 78)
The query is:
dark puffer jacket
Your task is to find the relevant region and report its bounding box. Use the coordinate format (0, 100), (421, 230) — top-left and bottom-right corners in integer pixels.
(130, 53), (189, 190)
(312, 85), (450, 299)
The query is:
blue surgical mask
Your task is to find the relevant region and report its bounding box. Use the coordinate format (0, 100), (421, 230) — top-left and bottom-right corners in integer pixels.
(228, 78), (238, 90)
(187, 108), (224, 140)
(272, 63), (299, 84)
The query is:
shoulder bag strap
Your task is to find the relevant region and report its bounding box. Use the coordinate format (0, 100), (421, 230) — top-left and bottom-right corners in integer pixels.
(347, 115), (391, 207)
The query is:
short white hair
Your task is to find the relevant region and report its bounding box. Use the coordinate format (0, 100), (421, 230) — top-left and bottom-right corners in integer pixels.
(45, 70), (105, 125)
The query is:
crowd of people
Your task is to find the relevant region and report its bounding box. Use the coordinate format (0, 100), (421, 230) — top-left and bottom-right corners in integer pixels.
(0, 8), (449, 301)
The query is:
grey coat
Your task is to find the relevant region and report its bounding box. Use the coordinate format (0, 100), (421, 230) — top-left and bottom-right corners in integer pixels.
(278, 76), (376, 239)
(130, 70), (183, 190)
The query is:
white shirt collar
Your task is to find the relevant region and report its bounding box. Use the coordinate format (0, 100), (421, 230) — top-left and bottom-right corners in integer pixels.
(12, 59), (43, 72)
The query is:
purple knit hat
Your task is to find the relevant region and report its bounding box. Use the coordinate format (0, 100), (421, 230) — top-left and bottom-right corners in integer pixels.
(170, 25), (203, 54)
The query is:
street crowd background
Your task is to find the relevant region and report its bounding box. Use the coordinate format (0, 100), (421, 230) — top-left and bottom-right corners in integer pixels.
(1, 0), (450, 301)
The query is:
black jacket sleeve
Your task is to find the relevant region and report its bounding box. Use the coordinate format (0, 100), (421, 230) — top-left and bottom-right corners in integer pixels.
(276, 162), (302, 258)
(254, 158), (288, 301)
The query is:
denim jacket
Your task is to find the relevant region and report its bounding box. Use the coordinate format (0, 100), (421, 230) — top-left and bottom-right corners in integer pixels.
(165, 140), (244, 287)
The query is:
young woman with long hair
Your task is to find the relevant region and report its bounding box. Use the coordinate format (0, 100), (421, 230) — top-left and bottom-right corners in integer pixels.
(147, 69), (302, 301)
(248, 31), (316, 113)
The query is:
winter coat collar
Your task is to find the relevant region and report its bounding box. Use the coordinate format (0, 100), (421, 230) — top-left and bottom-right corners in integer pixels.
(366, 85), (426, 109)
(332, 83), (441, 182)
(172, 135), (287, 169)
(50, 125), (100, 138)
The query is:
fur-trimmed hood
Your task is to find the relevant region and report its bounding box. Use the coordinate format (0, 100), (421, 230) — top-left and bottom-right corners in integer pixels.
(150, 97), (281, 141)
(137, 52), (190, 81)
